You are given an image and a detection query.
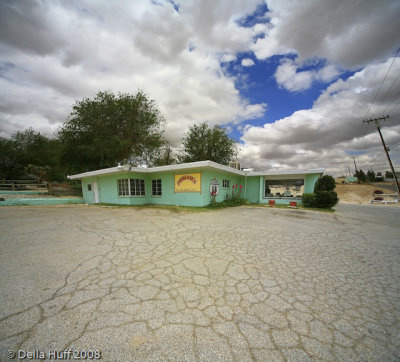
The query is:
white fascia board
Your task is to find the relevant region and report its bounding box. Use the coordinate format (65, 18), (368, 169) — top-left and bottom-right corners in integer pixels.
(248, 168), (325, 177)
(67, 161), (323, 180)
(67, 166), (134, 180)
(67, 161), (244, 179)
(146, 161), (244, 175)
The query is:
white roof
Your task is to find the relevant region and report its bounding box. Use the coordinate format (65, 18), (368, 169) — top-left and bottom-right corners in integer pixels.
(67, 160), (324, 180)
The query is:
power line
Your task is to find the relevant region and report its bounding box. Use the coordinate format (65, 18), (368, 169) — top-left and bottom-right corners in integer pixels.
(383, 86), (400, 116)
(366, 48), (400, 119)
(380, 70), (400, 110)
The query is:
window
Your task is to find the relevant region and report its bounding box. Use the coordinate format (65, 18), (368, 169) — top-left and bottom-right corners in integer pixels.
(87, 184), (92, 191)
(222, 179), (230, 188)
(130, 179), (145, 196)
(152, 179), (162, 196)
(264, 179), (304, 199)
(118, 179), (130, 196)
(118, 178), (145, 196)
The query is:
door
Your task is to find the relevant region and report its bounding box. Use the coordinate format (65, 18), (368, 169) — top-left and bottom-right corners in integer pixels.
(93, 181), (99, 203)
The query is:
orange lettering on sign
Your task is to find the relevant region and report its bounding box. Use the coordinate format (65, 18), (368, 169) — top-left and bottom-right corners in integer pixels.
(177, 175), (197, 185)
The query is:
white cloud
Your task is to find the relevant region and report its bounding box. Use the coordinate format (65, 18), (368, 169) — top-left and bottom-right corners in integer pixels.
(1, 0), (399, 177)
(241, 58), (255, 67)
(240, 57), (400, 174)
(275, 58), (341, 92)
(254, 0), (400, 68)
(0, 0), (265, 143)
(220, 53), (237, 63)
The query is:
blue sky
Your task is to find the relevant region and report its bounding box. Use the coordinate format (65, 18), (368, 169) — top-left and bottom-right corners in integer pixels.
(0, 0), (399, 175)
(224, 54), (356, 140)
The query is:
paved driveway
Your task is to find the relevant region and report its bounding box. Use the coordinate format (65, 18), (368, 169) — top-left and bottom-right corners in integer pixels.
(0, 204), (399, 361)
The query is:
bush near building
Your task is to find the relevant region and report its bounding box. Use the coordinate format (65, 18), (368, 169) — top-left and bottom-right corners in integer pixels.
(302, 175), (338, 209)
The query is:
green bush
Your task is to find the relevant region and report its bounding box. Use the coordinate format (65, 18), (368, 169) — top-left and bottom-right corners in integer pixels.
(302, 193), (317, 207)
(302, 191), (338, 209)
(208, 194), (246, 208)
(315, 191), (338, 208)
(314, 175), (336, 192)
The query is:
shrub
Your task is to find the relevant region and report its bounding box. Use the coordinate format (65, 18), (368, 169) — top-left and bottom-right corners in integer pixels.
(302, 191), (338, 209)
(302, 193), (317, 207)
(208, 193), (246, 209)
(314, 175), (336, 192)
(315, 191), (338, 208)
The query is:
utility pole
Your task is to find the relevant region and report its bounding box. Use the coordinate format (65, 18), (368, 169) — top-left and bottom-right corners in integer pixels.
(351, 156), (358, 175)
(363, 115), (400, 196)
(347, 165), (351, 178)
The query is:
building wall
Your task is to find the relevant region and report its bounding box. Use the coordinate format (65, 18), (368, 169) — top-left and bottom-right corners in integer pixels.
(102, 172), (149, 205)
(304, 174), (319, 193)
(80, 168), (245, 207)
(202, 169), (243, 205)
(149, 168), (244, 207)
(148, 169), (205, 207)
(79, 168), (321, 207)
(81, 178), (96, 204)
(244, 176), (260, 203)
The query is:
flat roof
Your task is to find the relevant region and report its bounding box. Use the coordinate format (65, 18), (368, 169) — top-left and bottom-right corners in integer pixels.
(67, 160), (324, 180)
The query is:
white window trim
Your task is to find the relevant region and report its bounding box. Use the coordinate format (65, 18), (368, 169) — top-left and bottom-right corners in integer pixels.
(118, 178), (146, 197)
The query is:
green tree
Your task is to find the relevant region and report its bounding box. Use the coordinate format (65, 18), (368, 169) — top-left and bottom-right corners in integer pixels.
(58, 90), (165, 172)
(153, 145), (177, 166)
(355, 169), (367, 183)
(367, 169), (376, 182)
(0, 136), (17, 179)
(0, 129), (64, 180)
(385, 170), (394, 179)
(179, 122), (237, 164)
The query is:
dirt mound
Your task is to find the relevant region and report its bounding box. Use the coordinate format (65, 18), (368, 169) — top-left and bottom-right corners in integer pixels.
(335, 183), (397, 205)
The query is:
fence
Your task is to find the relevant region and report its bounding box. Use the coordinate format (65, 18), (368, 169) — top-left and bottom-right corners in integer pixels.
(370, 192), (399, 204)
(0, 180), (48, 191)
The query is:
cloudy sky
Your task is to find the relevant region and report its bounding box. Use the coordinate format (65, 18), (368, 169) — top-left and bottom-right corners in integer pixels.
(1, 0), (399, 175)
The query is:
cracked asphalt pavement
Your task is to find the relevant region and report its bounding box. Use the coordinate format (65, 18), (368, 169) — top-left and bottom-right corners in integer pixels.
(0, 204), (399, 361)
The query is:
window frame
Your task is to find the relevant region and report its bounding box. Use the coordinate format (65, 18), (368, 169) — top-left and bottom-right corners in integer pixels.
(222, 179), (230, 189)
(118, 178), (146, 197)
(264, 178), (304, 199)
(87, 184), (92, 191)
(152, 179), (162, 196)
(130, 178), (145, 196)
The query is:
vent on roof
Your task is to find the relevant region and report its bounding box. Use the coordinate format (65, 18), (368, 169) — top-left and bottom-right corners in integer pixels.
(229, 161), (240, 170)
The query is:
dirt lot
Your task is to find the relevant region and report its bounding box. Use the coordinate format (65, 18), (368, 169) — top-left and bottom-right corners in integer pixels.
(336, 183), (398, 205)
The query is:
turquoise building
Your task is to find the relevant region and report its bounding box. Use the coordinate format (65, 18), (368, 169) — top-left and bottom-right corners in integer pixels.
(68, 160), (323, 207)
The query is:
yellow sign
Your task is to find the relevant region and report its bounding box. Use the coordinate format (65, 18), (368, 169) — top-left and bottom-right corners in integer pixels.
(174, 173), (201, 192)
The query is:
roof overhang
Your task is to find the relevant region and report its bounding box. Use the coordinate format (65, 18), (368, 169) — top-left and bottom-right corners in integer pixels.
(248, 168), (325, 177)
(67, 161), (245, 180)
(67, 165), (131, 180)
(67, 161), (324, 180)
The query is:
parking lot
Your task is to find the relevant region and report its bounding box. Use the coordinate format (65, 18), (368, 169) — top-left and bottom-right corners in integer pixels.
(0, 204), (399, 361)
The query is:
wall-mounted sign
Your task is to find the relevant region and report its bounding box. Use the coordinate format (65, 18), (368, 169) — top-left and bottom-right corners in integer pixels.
(174, 173), (201, 192)
(209, 178), (219, 196)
